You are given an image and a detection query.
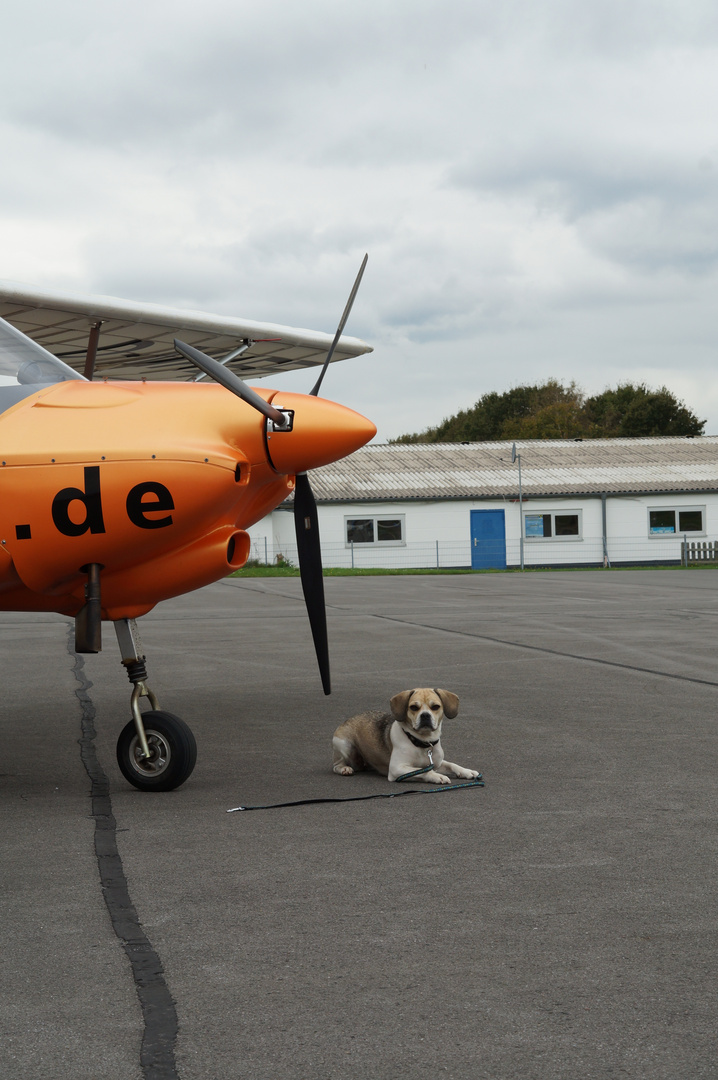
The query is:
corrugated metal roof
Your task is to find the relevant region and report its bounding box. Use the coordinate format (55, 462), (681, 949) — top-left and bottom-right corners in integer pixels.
(308, 437), (718, 501)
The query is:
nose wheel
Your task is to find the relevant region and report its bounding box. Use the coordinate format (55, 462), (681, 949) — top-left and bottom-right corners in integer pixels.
(116, 710), (197, 792)
(114, 618), (197, 791)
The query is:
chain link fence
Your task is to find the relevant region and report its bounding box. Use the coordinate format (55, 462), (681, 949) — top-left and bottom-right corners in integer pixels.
(246, 534), (718, 570)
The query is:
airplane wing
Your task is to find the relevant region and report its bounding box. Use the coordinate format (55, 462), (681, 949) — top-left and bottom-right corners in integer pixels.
(0, 279), (373, 382)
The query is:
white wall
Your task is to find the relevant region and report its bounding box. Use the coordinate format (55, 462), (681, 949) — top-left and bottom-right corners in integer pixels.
(245, 508), (297, 564)
(605, 493), (711, 565)
(243, 493), (718, 569)
(316, 497), (605, 568)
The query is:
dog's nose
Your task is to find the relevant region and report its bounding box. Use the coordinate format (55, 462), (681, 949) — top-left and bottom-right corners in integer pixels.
(417, 711), (434, 729)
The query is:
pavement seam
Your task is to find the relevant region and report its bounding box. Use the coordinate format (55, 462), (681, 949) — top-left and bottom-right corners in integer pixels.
(369, 613), (718, 689)
(67, 625), (181, 1080)
(220, 578), (718, 687)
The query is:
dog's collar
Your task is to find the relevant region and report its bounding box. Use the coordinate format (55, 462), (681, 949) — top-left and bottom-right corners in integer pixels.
(402, 728), (440, 749)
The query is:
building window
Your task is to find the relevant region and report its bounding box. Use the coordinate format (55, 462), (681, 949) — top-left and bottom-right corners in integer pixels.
(648, 506), (705, 536)
(345, 516), (405, 545)
(524, 510), (582, 540)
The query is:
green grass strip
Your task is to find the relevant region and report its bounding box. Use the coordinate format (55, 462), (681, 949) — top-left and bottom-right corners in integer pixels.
(229, 563), (718, 578)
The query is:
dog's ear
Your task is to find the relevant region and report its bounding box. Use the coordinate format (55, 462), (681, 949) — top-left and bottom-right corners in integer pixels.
(390, 690), (415, 719)
(434, 689), (459, 719)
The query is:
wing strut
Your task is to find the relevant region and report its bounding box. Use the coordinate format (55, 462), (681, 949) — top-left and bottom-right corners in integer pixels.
(83, 321), (103, 380)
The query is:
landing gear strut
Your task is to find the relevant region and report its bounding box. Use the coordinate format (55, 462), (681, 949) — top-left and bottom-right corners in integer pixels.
(114, 619), (197, 791)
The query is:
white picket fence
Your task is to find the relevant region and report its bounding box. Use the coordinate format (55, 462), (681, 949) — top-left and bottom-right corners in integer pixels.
(682, 540), (718, 564)
(245, 535), (718, 570)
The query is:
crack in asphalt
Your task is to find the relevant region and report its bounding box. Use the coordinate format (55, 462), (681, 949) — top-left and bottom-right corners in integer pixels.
(67, 627), (180, 1080)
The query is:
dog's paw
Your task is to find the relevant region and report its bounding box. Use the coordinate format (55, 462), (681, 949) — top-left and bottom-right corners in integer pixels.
(431, 773), (452, 785)
(443, 762), (480, 780)
(334, 765), (354, 776)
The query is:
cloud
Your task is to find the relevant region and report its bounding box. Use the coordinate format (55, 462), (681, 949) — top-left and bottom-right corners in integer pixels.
(2, 0), (718, 440)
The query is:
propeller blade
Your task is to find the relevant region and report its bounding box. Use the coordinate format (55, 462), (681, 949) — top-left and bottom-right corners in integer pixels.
(294, 472), (331, 695)
(309, 254), (368, 398)
(174, 338), (288, 427)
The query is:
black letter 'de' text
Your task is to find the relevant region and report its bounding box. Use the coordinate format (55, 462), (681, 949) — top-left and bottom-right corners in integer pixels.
(126, 482), (174, 529)
(52, 466), (106, 537)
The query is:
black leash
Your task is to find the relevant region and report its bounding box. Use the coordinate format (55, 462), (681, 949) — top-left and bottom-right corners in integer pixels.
(227, 745), (484, 813)
(226, 776), (484, 813)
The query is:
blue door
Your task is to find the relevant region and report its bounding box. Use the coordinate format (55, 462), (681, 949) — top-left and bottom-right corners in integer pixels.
(470, 509), (506, 569)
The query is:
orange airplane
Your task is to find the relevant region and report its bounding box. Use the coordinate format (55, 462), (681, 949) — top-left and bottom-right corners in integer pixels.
(0, 259), (375, 791)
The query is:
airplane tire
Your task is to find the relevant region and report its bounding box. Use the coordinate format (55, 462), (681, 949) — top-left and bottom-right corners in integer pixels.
(116, 711), (197, 792)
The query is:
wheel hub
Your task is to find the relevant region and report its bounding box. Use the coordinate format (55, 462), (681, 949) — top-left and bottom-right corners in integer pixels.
(130, 729), (171, 776)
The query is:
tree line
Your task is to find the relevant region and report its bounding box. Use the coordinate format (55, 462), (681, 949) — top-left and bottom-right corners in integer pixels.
(391, 380), (705, 443)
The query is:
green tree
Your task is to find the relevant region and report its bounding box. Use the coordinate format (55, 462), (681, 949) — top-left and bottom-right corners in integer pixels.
(501, 399), (587, 440)
(584, 383), (705, 437)
(392, 379), (705, 443)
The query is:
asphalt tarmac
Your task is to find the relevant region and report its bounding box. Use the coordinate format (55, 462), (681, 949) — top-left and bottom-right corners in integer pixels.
(2, 570), (718, 1080)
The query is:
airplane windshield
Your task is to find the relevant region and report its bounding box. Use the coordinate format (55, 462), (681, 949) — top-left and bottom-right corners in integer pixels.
(0, 316), (84, 414)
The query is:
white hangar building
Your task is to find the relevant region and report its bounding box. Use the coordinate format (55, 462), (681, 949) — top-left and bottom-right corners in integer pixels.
(246, 437), (718, 570)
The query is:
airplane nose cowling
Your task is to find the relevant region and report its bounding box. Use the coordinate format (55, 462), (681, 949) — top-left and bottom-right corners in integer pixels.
(263, 392), (376, 475)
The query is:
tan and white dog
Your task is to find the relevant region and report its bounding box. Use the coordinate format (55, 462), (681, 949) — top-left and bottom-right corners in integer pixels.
(332, 688), (479, 785)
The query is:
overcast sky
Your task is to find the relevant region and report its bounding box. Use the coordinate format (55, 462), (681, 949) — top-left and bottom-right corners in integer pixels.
(2, 0), (717, 441)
